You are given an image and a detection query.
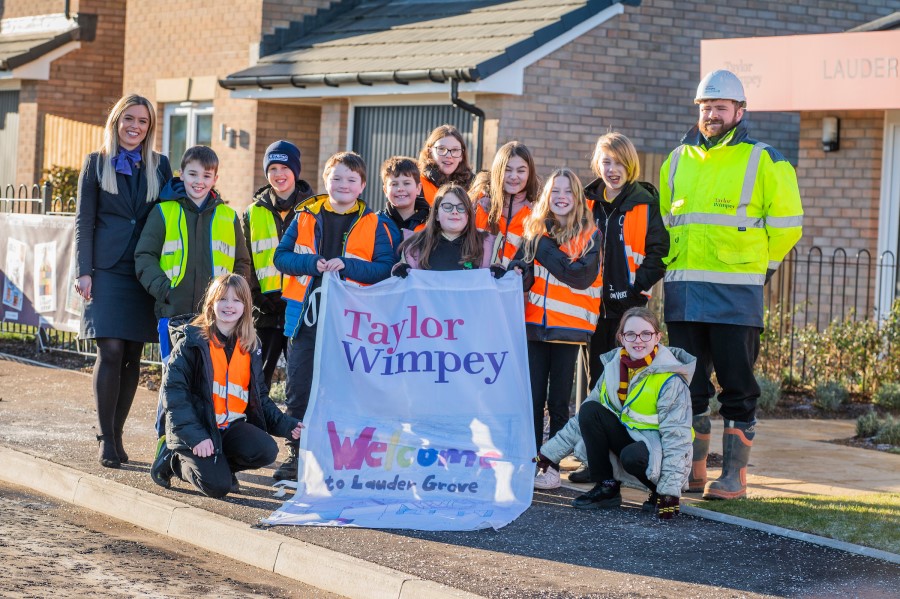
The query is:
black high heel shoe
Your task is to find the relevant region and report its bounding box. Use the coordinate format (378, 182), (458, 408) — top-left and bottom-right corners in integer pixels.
(97, 434), (121, 468)
(114, 432), (129, 464)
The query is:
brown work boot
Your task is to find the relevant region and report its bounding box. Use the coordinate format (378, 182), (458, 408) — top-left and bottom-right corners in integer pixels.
(688, 410), (711, 492)
(703, 419), (755, 500)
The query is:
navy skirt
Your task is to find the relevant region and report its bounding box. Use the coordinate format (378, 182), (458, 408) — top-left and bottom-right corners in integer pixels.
(80, 267), (158, 343)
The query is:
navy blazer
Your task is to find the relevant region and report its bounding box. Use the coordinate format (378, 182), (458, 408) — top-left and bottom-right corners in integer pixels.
(75, 151), (172, 276)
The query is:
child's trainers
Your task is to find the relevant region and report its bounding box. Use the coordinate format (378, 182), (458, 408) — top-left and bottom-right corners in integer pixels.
(534, 467), (561, 490)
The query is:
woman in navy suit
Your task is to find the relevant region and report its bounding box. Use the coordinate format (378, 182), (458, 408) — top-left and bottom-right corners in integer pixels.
(74, 94), (172, 468)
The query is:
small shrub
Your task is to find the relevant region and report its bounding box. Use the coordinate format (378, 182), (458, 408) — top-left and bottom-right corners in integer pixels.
(269, 380), (286, 403)
(874, 416), (900, 446)
(756, 375), (782, 413)
(874, 383), (900, 411)
(40, 165), (79, 207)
(856, 411), (881, 438)
(814, 380), (849, 411)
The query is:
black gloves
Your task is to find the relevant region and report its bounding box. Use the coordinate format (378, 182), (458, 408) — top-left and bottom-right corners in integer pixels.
(392, 262), (412, 278)
(532, 452), (556, 473)
(489, 264), (507, 279)
(506, 259), (528, 274)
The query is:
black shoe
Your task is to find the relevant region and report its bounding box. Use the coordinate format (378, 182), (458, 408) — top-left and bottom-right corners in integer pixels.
(273, 446), (298, 481)
(97, 435), (121, 469)
(150, 436), (174, 489)
(114, 431), (129, 464)
(572, 481), (621, 510)
(642, 491), (660, 513)
(230, 473), (240, 494)
(567, 464), (590, 483)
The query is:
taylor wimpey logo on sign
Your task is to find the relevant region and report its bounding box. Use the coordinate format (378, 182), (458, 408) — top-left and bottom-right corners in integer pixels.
(341, 306), (509, 384)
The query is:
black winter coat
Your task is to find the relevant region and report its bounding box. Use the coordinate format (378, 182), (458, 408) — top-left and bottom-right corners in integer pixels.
(585, 179), (669, 320)
(161, 323), (299, 455)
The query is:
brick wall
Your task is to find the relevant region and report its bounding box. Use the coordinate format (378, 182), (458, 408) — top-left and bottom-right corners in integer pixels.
(796, 111), (883, 255)
(32, 0), (125, 176)
(317, 99), (349, 188)
(1, 0), (67, 18)
(254, 102), (322, 197)
(482, 0), (892, 188)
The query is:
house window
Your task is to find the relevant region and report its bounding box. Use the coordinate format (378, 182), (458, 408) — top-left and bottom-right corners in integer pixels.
(163, 102), (213, 169)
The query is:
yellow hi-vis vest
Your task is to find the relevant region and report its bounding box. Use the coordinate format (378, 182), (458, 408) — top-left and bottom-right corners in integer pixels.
(158, 202), (237, 287)
(247, 205), (282, 293)
(600, 372), (676, 431)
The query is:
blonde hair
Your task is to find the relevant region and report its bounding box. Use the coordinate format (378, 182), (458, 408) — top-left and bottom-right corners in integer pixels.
(191, 274), (259, 353)
(591, 132), (640, 183)
(487, 141), (539, 235)
(98, 94), (161, 203)
(522, 168), (596, 262)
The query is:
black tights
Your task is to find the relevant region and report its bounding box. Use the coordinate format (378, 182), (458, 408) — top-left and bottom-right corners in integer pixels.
(94, 338), (144, 438)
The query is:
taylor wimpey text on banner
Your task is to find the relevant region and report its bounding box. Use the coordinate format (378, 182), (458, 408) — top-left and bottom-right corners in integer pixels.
(265, 269), (535, 530)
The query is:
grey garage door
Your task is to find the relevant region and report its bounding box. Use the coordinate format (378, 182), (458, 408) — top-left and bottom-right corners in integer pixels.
(352, 104), (474, 211)
(0, 90), (20, 188)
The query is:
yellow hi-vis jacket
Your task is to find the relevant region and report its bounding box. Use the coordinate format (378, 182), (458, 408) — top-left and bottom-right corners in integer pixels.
(246, 205), (282, 293)
(659, 121), (803, 327)
(158, 202), (238, 287)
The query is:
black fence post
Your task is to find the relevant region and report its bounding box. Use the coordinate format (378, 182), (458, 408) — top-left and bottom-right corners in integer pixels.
(41, 182), (53, 214)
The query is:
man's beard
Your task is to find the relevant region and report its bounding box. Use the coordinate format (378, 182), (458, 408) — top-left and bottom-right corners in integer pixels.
(699, 117), (739, 138)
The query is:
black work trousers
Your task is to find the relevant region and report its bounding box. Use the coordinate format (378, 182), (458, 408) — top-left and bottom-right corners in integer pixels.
(578, 401), (654, 490)
(284, 324), (317, 447)
(528, 340), (580, 453)
(174, 419), (278, 498)
(666, 321), (762, 422)
(257, 325), (289, 389)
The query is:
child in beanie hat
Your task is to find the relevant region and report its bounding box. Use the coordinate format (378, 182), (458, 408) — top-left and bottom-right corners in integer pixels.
(264, 140), (302, 182)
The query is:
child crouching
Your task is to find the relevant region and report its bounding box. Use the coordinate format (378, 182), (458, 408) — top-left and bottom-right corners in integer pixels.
(151, 273), (302, 498)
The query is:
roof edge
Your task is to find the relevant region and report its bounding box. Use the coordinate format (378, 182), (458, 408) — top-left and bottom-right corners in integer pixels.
(847, 11), (900, 32)
(0, 14), (94, 72)
(219, 67), (478, 91)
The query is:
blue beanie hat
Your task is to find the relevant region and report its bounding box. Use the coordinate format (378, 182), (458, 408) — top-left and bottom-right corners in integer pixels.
(263, 140), (301, 182)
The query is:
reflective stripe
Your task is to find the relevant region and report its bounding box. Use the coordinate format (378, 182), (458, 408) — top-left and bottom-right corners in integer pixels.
(737, 143), (769, 217)
(665, 269), (765, 285)
(252, 237), (279, 253)
(622, 409), (659, 426)
(768, 260), (781, 269)
(530, 291), (598, 323)
(162, 240), (182, 253)
(766, 215), (803, 228)
(256, 265), (281, 280)
(294, 244), (314, 255)
(212, 381), (228, 398)
(213, 265), (229, 276)
(667, 145), (685, 204)
(345, 252), (366, 261)
(164, 266), (181, 279)
(211, 240), (234, 256)
(226, 381), (249, 402)
(667, 213), (764, 228)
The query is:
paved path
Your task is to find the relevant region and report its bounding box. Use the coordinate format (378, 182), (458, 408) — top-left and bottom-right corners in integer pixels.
(1, 357), (898, 598)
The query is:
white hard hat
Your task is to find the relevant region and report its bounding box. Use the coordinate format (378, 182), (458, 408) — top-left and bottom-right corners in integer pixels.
(695, 69), (746, 104)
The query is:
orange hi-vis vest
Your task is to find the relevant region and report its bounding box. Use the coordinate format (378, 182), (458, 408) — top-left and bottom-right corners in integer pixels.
(421, 176), (438, 206)
(586, 199), (651, 293)
(525, 230), (603, 335)
(281, 209), (380, 307)
(209, 340), (251, 429)
(475, 203), (532, 266)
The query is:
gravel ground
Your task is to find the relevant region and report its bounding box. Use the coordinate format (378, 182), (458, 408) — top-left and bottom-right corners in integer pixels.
(1, 357), (899, 598)
(0, 480), (340, 598)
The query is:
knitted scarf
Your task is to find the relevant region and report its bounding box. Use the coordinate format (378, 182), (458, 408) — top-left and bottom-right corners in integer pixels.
(617, 346), (658, 403)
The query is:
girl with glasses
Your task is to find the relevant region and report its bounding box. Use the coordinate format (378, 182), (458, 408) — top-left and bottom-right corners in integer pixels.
(570, 306), (694, 519)
(517, 168), (602, 458)
(417, 125), (475, 205)
(392, 184), (492, 273)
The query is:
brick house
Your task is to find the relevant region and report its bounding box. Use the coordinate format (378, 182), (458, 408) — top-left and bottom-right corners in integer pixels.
(0, 0), (125, 191)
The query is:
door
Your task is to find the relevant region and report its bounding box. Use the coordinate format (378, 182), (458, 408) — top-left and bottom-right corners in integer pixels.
(0, 90), (20, 187)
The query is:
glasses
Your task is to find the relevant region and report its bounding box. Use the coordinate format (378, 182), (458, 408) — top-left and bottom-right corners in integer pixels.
(621, 331), (657, 342)
(439, 203), (467, 214)
(434, 146), (463, 158)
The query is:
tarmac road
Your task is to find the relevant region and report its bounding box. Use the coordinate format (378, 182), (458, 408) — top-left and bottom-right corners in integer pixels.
(0, 480), (342, 598)
(1, 358), (899, 598)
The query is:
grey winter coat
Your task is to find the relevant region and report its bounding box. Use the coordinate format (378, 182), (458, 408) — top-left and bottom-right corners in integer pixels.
(540, 344), (695, 496)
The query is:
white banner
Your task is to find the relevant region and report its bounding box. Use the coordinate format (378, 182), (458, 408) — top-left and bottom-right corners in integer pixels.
(265, 270), (534, 530)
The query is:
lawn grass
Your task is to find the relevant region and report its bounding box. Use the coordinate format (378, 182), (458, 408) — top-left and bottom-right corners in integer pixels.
(695, 493), (900, 554)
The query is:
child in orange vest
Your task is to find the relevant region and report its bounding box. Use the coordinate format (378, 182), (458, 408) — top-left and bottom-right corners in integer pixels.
(417, 125), (475, 204)
(150, 273), (302, 498)
(476, 141), (540, 266)
(518, 168), (602, 454)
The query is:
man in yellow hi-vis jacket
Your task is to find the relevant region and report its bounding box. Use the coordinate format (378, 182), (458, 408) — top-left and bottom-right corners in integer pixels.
(659, 70), (803, 500)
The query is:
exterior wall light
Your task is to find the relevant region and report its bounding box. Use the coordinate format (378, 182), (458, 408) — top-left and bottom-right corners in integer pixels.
(822, 116), (840, 152)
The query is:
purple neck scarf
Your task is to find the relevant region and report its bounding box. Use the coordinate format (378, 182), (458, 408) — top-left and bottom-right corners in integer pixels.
(112, 146), (143, 176)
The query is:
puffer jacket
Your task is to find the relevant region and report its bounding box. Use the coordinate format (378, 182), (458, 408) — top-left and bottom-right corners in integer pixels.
(593, 344), (695, 496)
(161, 321), (299, 455)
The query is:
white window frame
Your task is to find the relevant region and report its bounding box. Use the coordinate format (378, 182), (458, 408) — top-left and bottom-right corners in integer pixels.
(162, 101), (214, 161)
